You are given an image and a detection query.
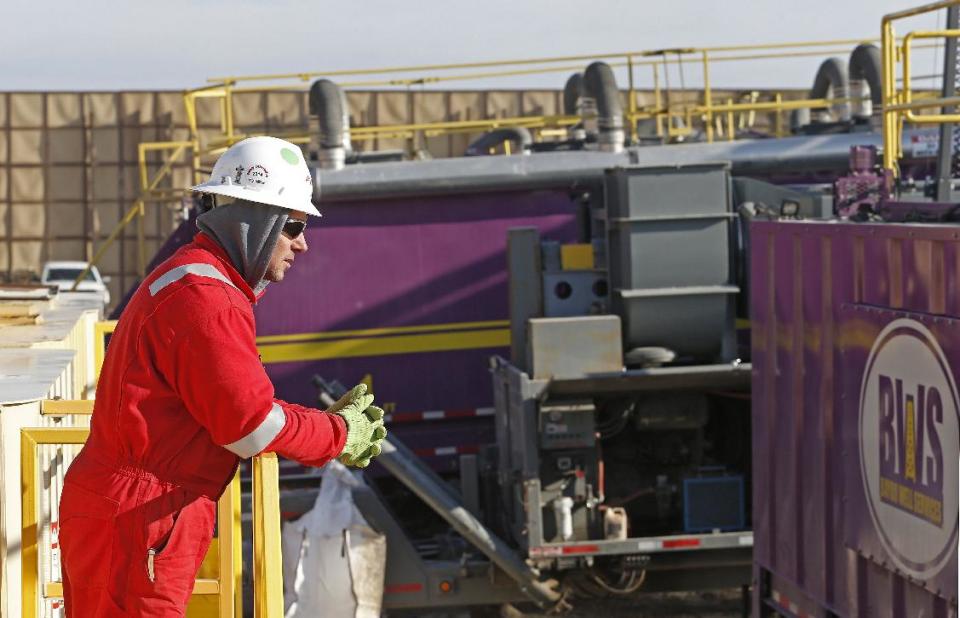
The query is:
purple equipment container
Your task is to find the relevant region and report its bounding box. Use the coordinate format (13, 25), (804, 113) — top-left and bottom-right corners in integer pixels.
(255, 189), (577, 470)
(751, 219), (959, 617)
(125, 189), (579, 475)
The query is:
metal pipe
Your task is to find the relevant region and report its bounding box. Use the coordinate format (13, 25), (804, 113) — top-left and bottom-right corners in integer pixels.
(653, 64), (663, 138)
(563, 73), (588, 142)
(702, 50), (714, 142)
(309, 79), (349, 169)
(627, 55), (638, 144)
(882, 19), (897, 172)
(563, 73), (584, 115)
(849, 44), (882, 119)
(377, 437), (562, 608)
(583, 61), (625, 153)
(936, 5), (959, 201)
(809, 57), (851, 122)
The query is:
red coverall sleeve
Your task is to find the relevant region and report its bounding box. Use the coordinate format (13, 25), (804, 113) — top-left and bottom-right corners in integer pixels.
(166, 305), (347, 466)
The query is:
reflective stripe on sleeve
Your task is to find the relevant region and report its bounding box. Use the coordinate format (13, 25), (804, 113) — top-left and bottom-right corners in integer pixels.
(149, 263), (238, 296)
(223, 402), (286, 458)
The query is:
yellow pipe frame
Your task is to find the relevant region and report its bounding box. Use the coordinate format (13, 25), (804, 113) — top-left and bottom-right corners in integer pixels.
(251, 454), (284, 617)
(93, 320), (118, 383)
(21, 427), (89, 618)
(901, 29), (960, 122)
(881, 0), (960, 175)
(21, 412), (249, 617)
(702, 50), (714, 142)
(171, 36), (938, 193)
(205, 38), (886, 86)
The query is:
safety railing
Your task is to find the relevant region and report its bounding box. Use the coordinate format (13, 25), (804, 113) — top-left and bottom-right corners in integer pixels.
(69, 140), (192, 289)
(197, 39), (887, 149)
(20, 401), (284, 617)
(93, 320), (117, 381)
(882, 0), (960, 174)
(251, 454), (284, 617)
(76, 36), (936, 292)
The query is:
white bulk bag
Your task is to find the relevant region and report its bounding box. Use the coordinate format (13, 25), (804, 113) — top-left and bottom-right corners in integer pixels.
(282, 461), (386, 618)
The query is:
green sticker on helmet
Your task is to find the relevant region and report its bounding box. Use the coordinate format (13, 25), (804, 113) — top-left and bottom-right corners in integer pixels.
(280, 148), (300, 165)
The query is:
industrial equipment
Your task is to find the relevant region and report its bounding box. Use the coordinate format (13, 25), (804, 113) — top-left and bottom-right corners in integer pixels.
(93, 20), (960, 614)
(485, 162), (754, 596)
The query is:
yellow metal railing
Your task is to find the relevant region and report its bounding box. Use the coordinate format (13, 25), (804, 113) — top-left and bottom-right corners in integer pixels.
(251, 454), (284, 617)
(882, 0), (960, 174)
(93, 320), (118, 380)
(79, 34), (945, 311)
(176, 36), (945, 186)
(19, 400), (287, 617)
(78, 36), (926, 290)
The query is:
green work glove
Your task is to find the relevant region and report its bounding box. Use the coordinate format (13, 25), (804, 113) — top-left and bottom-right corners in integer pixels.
(326, 383), (369, 414)
(329, 384), (388, 468)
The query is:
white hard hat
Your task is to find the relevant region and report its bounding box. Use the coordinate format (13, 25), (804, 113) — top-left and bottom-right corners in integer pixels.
(190, 136), (320, 216)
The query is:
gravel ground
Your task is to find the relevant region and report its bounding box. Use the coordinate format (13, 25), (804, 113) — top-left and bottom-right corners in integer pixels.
(508, 589), (747, 618)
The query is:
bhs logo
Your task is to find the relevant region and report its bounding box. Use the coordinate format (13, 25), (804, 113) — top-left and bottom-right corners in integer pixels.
(859, 318), (958, 579)
(876, 375), (944, 526)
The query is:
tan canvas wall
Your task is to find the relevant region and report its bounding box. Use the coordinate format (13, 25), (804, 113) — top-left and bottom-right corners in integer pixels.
(0, 87), (804, 305)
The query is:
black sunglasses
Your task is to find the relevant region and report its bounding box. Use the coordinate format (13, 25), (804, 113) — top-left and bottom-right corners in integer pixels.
(282, 219), (307, 239)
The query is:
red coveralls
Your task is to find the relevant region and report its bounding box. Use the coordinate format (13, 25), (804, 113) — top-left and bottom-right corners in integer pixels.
(60, 232), (347, 617)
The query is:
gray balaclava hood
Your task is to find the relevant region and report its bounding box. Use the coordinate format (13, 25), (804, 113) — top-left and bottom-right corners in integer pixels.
(196, 199), (289, 295)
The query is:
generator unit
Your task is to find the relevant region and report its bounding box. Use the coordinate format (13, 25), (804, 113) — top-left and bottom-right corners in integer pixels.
(485, 163), (757, 591)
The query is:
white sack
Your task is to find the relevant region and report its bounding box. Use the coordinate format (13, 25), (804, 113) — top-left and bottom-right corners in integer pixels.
(283, 461), (386, 618)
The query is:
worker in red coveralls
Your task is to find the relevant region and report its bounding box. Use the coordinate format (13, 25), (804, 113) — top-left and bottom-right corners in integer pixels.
(58, 136), (387, 617)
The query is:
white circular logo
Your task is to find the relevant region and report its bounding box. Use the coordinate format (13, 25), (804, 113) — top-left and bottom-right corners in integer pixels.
(859, 318), (959, 579)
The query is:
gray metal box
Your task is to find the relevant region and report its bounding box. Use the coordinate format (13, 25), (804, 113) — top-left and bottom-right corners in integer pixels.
(603, 164), (737, 362)
(526, 315), (623, 379)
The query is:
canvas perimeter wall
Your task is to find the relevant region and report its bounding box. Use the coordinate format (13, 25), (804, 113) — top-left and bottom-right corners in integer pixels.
(0, 87), (804, 307)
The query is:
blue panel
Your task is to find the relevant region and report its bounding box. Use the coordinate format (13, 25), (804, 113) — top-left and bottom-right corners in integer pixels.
(683, 475), (745, 533)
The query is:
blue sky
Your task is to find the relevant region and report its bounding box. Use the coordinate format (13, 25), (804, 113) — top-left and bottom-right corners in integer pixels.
(0, 1), (944, 91)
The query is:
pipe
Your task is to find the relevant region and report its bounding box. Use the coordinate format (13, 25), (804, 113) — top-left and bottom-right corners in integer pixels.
(309, 79), (349, 169)
(464, 127), (532, 156)
(563, 73), (588, 141)
(583, 62), (625, 153)
(337, 84), (353, 154)
(563, 73), (584, 115)
(809, 57), (851, 122)
(377, 437), (563, 608)
(849, 44), (882, 119)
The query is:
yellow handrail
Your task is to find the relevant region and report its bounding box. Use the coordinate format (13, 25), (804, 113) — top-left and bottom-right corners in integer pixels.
(901, 29), (960, 122)
(251, 454), (284, 617)
(21, 405), (247, 618)
(882, 0), (960, 174)
(98, 32), (941, 299)
(93, 320), (118, 381)
(69, 141), (191, 291)
(206, 37), (882, 85)
(122, 35), (939, 214)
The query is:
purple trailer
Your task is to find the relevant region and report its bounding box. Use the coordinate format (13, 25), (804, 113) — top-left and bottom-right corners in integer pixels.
(254, 189), (577, 470)
(751, 219), (959, 617)
(126, 185), (580, 478)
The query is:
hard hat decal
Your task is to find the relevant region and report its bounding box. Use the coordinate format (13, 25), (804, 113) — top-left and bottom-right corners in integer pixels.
(233, 166), (244, 184)
(246, 165), (269, 185)
(280, 148), (300, 165)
